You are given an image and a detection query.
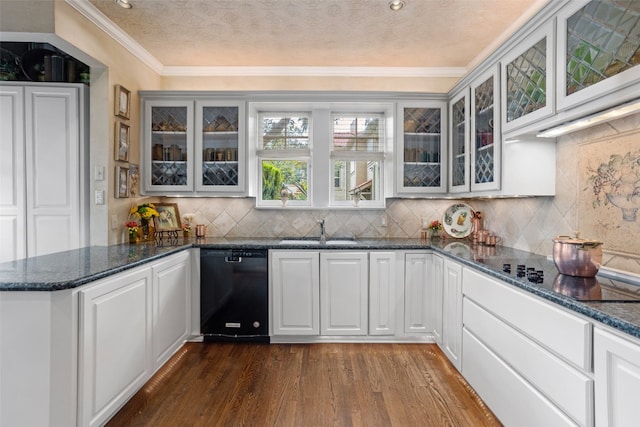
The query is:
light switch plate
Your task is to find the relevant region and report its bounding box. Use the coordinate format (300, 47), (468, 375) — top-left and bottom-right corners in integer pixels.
(111, 215), (119, 230)
(95, 190), (104, 205)
(94, 165), (104, 181)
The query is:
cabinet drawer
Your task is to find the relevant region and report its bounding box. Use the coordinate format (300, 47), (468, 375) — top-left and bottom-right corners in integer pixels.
(463, 267), (591, 371)
(463, 329), (577, 427)
(464, 298), (593, 426)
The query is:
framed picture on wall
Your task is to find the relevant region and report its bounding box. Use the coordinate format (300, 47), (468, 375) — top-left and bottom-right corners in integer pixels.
(153, 203), (182, 232)
(114, 84), (131, 119)
(115, 165), (130, 198)
(114, 120), (130, 161)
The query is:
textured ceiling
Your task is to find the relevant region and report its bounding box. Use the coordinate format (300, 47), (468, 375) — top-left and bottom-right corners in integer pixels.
(86, 0), (544, 69)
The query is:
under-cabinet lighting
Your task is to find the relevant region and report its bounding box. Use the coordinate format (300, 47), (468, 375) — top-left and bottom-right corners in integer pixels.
(115, 0), (133, 9)
(537, 99), (640, 138)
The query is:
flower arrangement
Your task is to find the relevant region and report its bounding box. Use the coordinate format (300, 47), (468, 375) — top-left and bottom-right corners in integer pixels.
(182, 213), (195, 235)
(428, 220), (443, 231)
(130, 203), (159, 220)
(125, 221), (138, 243)
(182, 223), (191, 233)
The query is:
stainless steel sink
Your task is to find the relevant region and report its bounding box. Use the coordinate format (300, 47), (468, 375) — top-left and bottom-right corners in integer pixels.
(278, 238), (357, 245)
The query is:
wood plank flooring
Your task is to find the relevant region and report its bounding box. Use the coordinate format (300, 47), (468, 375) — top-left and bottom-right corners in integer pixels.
(107, 343), (501, 427)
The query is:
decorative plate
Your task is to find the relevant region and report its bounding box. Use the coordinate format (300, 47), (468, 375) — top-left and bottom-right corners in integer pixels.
(442, 203), (474, 238)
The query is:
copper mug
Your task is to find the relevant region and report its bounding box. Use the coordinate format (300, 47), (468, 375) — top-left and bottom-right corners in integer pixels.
(486, 235), (502, 246)
(477, 229), (489, 244)
(195, 224), (207, 238)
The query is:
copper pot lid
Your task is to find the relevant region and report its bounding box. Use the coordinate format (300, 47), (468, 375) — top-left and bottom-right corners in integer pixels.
(553, 231), (602, 247)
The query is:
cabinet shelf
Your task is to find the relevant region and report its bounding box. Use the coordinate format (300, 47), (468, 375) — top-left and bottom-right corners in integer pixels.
(203, 131), (238, 136)
(404, 132), (441, 136)
(152, 130), (187, 135)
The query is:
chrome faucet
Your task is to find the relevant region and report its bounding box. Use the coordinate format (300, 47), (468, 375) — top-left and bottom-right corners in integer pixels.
(318, 219), (326, 243)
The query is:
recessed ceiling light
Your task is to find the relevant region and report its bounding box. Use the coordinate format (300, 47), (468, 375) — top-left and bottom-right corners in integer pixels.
(115, 0), (133, 9)
(389, 0), (405, 11)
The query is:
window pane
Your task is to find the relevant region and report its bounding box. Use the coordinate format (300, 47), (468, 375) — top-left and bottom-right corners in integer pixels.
(261, 160), (309, 201)
(332, 160), (380, 202)
(260, 115), (309, 150)
(332, 115), (383, 152)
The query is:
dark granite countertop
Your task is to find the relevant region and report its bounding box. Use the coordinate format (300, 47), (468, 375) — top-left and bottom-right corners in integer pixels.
(1, 237), (639, 340)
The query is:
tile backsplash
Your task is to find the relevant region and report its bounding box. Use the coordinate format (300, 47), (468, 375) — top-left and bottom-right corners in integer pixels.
(138, 113), (640, 276)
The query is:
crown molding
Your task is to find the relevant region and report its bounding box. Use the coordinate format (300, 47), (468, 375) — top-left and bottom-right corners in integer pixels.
(162, 66), (467, 78)
(64, 0), (163, 74)
(64, 0), (467, 79)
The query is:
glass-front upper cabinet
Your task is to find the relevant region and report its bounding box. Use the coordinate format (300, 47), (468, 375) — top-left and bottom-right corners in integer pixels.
(143, 100), (194, 193)
(501, 21), (554, 133)
(396, 101), (447, 194)
(195, 101), (245, 193)
(448, 89), (470, 193)
(470, 66), (501, 192)
(557, 0), (640, 110)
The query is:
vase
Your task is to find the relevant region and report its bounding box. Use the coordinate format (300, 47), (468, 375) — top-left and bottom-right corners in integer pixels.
(140, 219), (153, 241)
(128, 231), (138, 244)
(183, 230), (190, 238)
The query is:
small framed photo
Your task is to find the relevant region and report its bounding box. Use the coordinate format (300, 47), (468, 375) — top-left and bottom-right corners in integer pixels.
(154, 203), (182, 232)
(115, 165), (130, 198)
(114, 84), (131, 119)
(114, 120), (130, 161)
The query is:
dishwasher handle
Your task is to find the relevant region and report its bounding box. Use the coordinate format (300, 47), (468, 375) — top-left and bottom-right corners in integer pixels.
(225, 255), (242, 263)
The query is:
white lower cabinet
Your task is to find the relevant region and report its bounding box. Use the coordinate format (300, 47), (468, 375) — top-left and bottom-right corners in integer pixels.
(404, 253), (432, 334)
(462, 267), (593, 427)
(78, 251), (191, 427)
(270, 251), (320, 335)
(430, 254), (444, 344)
(271, 250), (401, 338)
(320, 252), (368, 335)
(594, 327), (640, 427)
(78, 266), (153, 427)
(152, 250), (190, 369)
(369, 252), (398, 336)
(441, 258), (462, 370)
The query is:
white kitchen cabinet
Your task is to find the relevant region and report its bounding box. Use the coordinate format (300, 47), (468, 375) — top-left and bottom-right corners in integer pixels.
(142, 98), (194, 193)
(441, 258), (462, 370)
(0, 83), (88, 262)
(462, 267), (594, 426)
(430, 253), (444, 344)
(594, 327), (640, 427)
(151, 251), (191, 369)
(448, 89), (470, 194)
(396, 101), (448, 195)
(369, 252), (398, 336)
(320, 252), (368, 335)
(556, 0), (640, 113)
(500, 21), (555, 133)
(470, 66), (501, 192)
(78, 265), (153, 427)
(270, 250), (320, 335)
(404, 253), (432, 334)
(141, 94), (245, 195)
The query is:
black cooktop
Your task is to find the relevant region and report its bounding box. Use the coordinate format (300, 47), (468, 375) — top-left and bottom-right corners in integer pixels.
(483, 257), (640, 302)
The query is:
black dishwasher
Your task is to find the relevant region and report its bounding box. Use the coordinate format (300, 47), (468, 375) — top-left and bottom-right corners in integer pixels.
(200, 249), (269, 343)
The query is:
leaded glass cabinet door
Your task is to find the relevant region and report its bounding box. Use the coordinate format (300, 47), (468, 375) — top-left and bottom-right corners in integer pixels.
(195, 101), (245, 193)
(470, 67), (501, 192)
(557, 0), (640, 110)
(396, 101), (447, 194)
(448, 89), (470, 193)
(501, 22), (554, 133)
(143, 100), (194, 193)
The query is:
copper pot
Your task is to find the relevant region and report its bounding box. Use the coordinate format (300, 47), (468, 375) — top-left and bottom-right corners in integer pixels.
(195, 224), (207, 238)
(552, 233), (603, 277)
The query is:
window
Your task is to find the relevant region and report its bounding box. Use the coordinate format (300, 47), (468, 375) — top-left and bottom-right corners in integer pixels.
(257, 114), (311, 207)
(331, 114), (384, 206)
(251, 103), (390, 209)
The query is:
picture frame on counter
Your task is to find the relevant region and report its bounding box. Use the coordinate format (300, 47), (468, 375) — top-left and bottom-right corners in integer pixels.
(115, 165), (130, 198)
(153, 203), (182, 232)
(114, 84), (131, 119)
(115, 120), (130, 161)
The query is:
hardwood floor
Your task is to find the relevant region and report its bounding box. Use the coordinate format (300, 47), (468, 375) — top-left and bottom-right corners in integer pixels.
(107, 343), (501, 427)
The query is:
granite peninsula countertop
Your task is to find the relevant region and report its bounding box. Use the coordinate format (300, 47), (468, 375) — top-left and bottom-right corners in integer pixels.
(1, 237), (639, 340)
